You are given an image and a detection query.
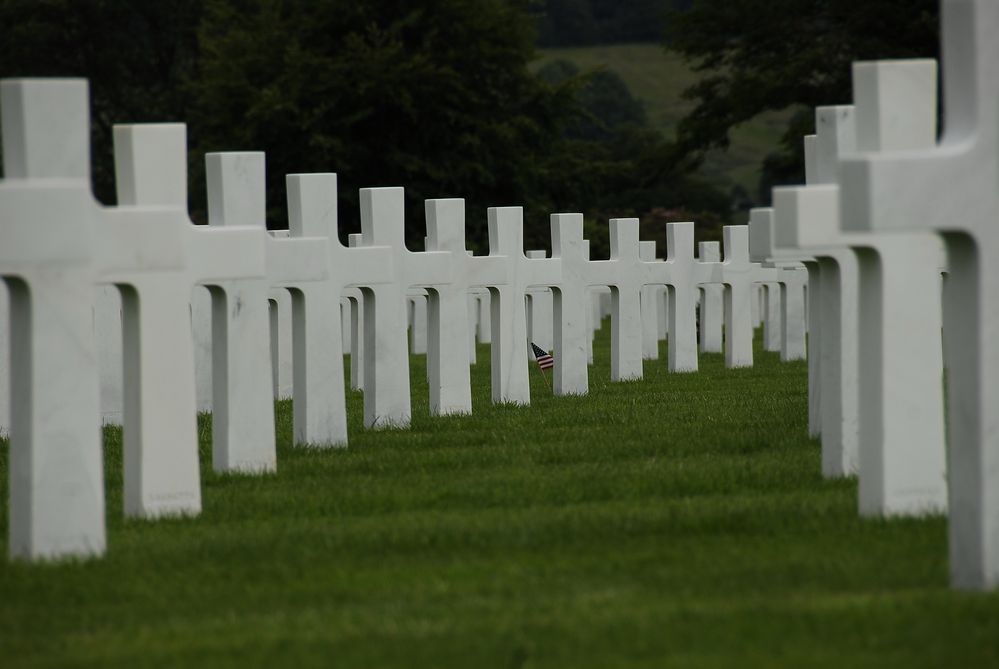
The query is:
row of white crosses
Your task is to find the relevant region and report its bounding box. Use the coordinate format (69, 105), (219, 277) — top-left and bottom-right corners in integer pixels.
(769, 66), (949, 508)
(0, 77), (803, 562)
(764, 0), (998, 591)
(844, 0), (998, 591)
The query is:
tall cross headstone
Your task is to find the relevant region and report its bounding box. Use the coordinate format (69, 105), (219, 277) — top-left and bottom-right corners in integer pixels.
(0, 78), (105, 559)
(837, 1), (997, 588)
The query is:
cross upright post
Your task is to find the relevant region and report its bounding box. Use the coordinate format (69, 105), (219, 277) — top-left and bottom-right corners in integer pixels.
(640, 241), (660, 361)
(549, 214), (591, 394)
(0, 78), (105, 559)
(423, 198), (476, 415)
(483, 207), (563, 402)
(814, 99), (948, 518)
(748, 208), (809, 363)
(697, 242), (723, 354)
(202, 153), (277, 470)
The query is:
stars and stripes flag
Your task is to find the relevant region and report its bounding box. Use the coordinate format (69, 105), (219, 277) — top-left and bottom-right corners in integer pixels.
(531, 342), (554, 370)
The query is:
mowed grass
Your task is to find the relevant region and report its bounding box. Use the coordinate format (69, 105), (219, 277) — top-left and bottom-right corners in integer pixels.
(533, 44), (796, 198)
(1, 323), (998, 667)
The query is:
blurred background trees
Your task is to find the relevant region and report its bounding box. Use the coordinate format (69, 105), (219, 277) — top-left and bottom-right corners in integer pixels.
(0, 0), (939, 256)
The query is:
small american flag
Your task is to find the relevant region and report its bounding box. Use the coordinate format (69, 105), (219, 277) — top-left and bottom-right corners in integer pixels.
(531, 342), (554, 370)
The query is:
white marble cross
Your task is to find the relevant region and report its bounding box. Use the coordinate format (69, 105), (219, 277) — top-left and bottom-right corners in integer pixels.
(0, 78), (106, 559)
(99, 124), (205, 516)
(747, 209), (809, 363)
(640, 241), (660, 361)
(698, 225), (773, 368)
(837, 1), (997, 589)
(815, 98), (948, 517)
(207, 152), (347, 447)
(761, 282), (782, 352)
(111, 129), (276, 488)
(774, 94), (948, 518)
(554, 215), (644, 381)
(480, 207), (562, 402)
(345, 234), (365, 393)
(550, 215), (591, 393)
(697, 242), (723, 353)
(644, 222), (703, 373)
(191, 286), (213, 412)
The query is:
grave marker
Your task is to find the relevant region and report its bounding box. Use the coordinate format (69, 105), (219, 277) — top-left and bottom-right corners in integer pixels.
(837, 1), (997, 587)
(0, 78), (105, 559)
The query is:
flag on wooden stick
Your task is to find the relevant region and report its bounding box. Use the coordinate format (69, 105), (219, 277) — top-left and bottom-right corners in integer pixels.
(531, 342), (554, 370)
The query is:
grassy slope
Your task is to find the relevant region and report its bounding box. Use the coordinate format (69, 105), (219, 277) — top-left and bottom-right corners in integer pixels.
(533, 43), (793, 200)
(1, 327), (998, 667)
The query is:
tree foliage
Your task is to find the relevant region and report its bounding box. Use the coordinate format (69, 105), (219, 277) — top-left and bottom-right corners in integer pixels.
(0, 0), (733, 252)
(665, 0), (939, 199)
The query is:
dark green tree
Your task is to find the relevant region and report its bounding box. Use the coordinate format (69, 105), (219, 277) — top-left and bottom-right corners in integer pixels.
(0, 0), (203, 204)
(190, 0), (578, 248)
(665, 0), (939, 202)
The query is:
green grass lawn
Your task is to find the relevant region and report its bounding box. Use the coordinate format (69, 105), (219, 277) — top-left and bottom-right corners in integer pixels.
(1, 324), (998, 667)
(533, 43), (796, 199)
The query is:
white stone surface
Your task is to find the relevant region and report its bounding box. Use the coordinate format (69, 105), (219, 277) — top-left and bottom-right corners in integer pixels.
(0, 78), (106, 559)
(639, 241), (659, 361)
(343, 286), (364, 393)
(209, 155), (344, 448)
(95, 285), (123, 425)
(525, 251), (554, 352)
(561, 216), (645, 381)
(345, 234), (365, 393)
(476, 286), (491, 344)
(466, 289), (478, 365)
(697, 242), (723, 354)
(482, 207), (561, 402)
(657, 285), (669, 342)
(267, 265), (293, 401)
(190, 286), (213, 412)
(0, 286), (7, 437)
(201, 152), (277, 472)
(550, 214), (594, 392)
(837, 16), (995, 588)
(750, 283), (762, 329)
(407, 289), (428, 355)
(340, 297), (351, 351)
(762, 283), (782, 352)
(644, 223), (705, 373)
(774, 90), (948, 516)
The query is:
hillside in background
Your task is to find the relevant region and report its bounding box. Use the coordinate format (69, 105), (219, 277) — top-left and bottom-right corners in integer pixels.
(534, 44), (795, 207)
(534, 0), (691, 47)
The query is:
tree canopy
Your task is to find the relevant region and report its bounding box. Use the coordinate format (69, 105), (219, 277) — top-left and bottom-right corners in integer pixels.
(0, 0), (735, 254)
(665, 0), (940, 200)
